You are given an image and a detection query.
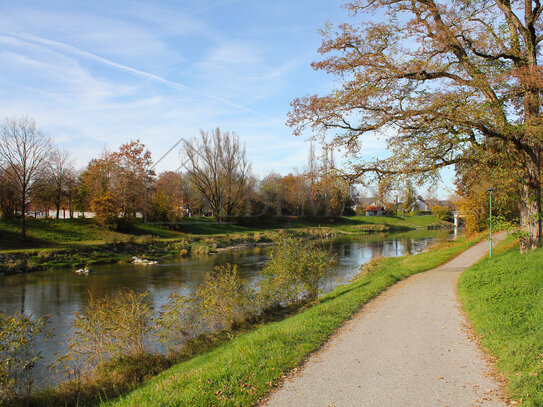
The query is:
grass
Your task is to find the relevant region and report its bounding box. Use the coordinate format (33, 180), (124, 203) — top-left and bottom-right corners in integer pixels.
(98, 232), (485, 407)
(458, 236), (543, 406)
(0, 218), (183, 249)
(334, 214), (447, 233)
(1, 215), (447, 249)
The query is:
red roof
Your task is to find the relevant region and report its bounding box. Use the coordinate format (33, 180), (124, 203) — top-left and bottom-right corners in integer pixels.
(365, 205), (383, 211)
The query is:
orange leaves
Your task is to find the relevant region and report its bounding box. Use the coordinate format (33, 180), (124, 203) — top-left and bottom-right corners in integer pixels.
(80, 140), (154, 227)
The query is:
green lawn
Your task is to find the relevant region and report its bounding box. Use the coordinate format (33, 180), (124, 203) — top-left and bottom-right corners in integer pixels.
(458, 237), (543, 406)
(99, 232), (484, 407)
(0, 218), (184, 250)
(0, 218), (106, 249)
(334, 214), (447, 232)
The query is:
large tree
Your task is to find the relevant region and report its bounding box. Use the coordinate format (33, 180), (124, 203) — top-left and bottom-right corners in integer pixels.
(80, 140), (154, 229)
(33, 148), (75, 219)
(289, 0), (543, 252)
(149, 171), (185, 223)
(181, 128), (251, 223)
(0, 117), (52, 238)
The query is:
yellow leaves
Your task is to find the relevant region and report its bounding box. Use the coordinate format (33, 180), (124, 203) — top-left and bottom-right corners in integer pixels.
(194, 264), (253, 330)
(0, 312), (51, 401)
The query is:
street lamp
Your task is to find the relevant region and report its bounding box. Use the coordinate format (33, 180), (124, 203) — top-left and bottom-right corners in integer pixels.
(487, 188), (494, 257)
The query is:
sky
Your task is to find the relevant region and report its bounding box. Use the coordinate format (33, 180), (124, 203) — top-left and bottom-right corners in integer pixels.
(0, 0), (454, 197)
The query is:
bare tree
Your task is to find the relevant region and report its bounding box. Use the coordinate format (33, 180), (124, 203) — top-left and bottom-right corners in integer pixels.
(0, 117), (52, 238)
(64, 168), (79, 218)
(46, 149), (75, 219)
(181, 128), (251, 223)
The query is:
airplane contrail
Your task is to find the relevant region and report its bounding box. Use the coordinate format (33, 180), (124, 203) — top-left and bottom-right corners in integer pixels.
(0, 30), (272, 119)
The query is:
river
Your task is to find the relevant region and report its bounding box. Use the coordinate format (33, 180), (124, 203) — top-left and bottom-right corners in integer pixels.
(0, 229), (451, 387)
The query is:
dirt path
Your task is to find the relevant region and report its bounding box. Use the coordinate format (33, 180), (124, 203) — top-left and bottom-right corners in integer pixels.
(263, 234), (507, 407)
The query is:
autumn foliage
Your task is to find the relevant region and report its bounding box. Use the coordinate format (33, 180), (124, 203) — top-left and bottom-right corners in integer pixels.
(289, 0), (543, 252)
(80, 140), (154, 229)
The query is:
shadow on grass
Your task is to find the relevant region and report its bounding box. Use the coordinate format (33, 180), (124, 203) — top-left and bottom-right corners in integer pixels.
(319, 280), (370, 304)
(0, 228), (53, 250)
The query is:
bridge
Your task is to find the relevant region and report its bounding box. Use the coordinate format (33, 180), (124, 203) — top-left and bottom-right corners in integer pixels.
(451, 211), (465, 228)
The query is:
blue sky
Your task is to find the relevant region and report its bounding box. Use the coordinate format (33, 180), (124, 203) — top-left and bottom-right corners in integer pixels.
(0, 0), (454, 197)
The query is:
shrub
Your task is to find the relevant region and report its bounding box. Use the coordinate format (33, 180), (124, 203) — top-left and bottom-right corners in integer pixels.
(256, 274), (300, 311)
(169, 238), (191, 253)
(61, 290), (154, 373)
(0, 312), (51, 403)
(192, 243), (215, 255)
(154, 293), (199, 352)
(194, 264), (254, 330)
(262, 236), (335, 301)
(432, 205), (451, 221)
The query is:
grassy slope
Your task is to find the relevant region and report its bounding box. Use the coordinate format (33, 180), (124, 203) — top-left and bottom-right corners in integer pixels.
(102, 233), (484, 407)
(0, 215), (447, 251)
(458, 237), (543, 406)
(335, 214), (444, 231)
(0, 218), (183, 250)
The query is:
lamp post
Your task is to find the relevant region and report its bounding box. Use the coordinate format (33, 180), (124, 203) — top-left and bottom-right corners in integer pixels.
(487, 188), (494, 257)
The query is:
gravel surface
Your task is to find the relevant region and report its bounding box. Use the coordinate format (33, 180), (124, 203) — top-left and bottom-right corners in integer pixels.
(263, 234), (508, 407)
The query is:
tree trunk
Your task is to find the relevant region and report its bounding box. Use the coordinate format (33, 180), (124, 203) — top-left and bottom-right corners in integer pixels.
(226, 207), (232, 224)
(21, 194), (26, 240)
(519, 150), (542, 252)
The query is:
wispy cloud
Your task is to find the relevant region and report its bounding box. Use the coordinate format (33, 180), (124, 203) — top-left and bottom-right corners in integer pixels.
(1, 30), (272, 119)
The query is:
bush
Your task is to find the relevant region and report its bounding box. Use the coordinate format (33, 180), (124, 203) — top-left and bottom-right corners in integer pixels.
(262, 236), (335, 301)
(432, 205), (451, 221)
(154, 293), (199, 352)
(0, 312), (51, 403)
(194, 264), (254, 330)
(169, 238), (191, 255)
(61, 290), (154, 374)
(256, 274), (300, 311)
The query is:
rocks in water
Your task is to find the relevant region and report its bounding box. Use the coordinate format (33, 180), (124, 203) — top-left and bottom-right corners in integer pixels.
(131, 256), (158, 265)
(75, 267), (91, 275)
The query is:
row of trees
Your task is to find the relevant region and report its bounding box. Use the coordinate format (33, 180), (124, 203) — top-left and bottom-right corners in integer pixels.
(0, 119), (357, 235)
(0, 117), (78, 238)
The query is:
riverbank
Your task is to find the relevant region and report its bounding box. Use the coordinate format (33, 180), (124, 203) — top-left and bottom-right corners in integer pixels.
(0, 215), (450, 275)
(86, 232), (485, 407)
(458, 236), (543, 406)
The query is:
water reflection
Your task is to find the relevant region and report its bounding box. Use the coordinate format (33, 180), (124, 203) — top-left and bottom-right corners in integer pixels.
(0, 229), (450, 386)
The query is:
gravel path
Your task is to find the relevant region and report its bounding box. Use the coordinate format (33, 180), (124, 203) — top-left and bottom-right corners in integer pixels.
(263, 234), (508, 407)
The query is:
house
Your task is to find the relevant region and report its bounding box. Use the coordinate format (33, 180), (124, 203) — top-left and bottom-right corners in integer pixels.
(365, 205), (384, 216)
(411, 197), (430, 213)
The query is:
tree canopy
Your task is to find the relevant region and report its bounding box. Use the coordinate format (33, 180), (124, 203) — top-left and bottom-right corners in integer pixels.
(288, 0), (543, 252)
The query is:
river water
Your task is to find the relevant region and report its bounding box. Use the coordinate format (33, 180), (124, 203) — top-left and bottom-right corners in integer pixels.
(0, 229), (451, 387)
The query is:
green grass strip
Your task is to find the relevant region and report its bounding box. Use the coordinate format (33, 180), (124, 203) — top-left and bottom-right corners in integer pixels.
(0, 215), (445, 252)
(458, 236), (543, 406)
(102, 233), (485, 407)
